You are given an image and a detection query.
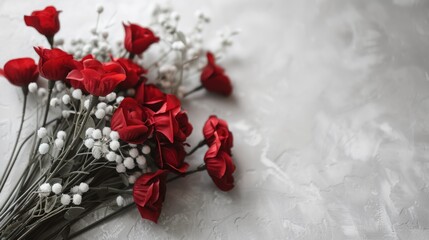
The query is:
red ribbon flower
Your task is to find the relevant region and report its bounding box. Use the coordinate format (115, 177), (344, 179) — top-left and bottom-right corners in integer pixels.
(0, 58), (38, 88)
(200, 52), (233, 96)
(24, 6), (61, 40)
(123, 23), (159, 55)
(111, 98), (154, 144)
(155, 141), (188, 174)
(135, 83), (167, 112)
(34, 47), (77, 81)
(113, 57), (146, 90)
(203, 115), (233, 155)
(133, 170), (168, 223)
(204, 145), (236, 191)
(66, 59), (126, 96)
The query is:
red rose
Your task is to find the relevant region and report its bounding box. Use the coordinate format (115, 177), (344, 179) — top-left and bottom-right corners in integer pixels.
(174, 111), (193, 142)
(113, 57), (146, 90)
(66, 54), (94, 93)
(24, 6), (60, 39)
(152, 95), (182, 143)
(111, 98), (154, 144)
(204, 146), (236, 192)
(66, 59), (125, 96)
(203, 115), (233, 155)
(34, 47), (77, 81)
(135, 83), (167, 112)
(133, 170), (168, 223)
(0, 58), (38, 88)
(155, 139), (189, 173)
(123, 23), (159, 55)
(200, 52), (233, 96)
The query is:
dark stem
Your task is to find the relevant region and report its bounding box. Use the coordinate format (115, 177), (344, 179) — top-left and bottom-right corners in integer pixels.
(183, 85), (204, 98)
(46, 36), (54, 49)
(187, 139), (206, 156)
(42, 81), (55, 127)
(128, 52), (135, 60)
(0, 91), (27, 193)
(167, 164), (206, 182)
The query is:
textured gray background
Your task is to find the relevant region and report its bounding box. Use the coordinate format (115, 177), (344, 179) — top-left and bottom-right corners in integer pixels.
(1, 0), (429, 239)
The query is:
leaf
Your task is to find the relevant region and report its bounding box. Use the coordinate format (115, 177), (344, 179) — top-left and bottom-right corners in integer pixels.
(85, 177), (95, 185)
(177, 31), (187, 45)
(44, 196), (57, 213)
(61, 225), (71, 240)
(64, 207), (85, 221)
(58, 161), (74, 178)
(79, 116), (95, 139)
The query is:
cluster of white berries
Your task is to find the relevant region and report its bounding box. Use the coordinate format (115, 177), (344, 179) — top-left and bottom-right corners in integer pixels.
(37, 128), (67, 155)
(84, 127), (113, 159)
(151, 4), (180, 35)
(38, 182), (88, 206)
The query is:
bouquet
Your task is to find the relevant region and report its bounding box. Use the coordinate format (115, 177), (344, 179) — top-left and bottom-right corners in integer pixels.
(0, 4), (238, 239)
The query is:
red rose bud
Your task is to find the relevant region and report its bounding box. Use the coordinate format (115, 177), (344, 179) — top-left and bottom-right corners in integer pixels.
(113, 57), (146, 90)
(0, 58), (38, 88)
(66, 59), (125, 96)
(204, 148), (236, 191)
(111, 98), (154, 144)
(155, 140), (189, 174)
(203, 115), (233, 155)
(123, 23), (159, 55)
(34, 47), (77, 81)
(200, 52), (233, 96)
(133, 170), (168, 223)
(24, 6), (60, 41)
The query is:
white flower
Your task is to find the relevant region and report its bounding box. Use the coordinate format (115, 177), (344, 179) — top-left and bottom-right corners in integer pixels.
(115, 155), (123, 163)
(110, 131), (119, 141)
(79, 182), (89, 193)
(54, 138), (64, 149)
(52, 183), (62, 195)
(136, 155), (146, 165)
(97, 102), (107, 110)
(38, 143), (50, 155)
(129, 148), (139, 158)
(55, 81), (65, 91)
(62, 110), (71, 118)
(116, 163), (126, 173)
(61, 194), (71, 205)
(85, 127), (95, 137)
(92, 145), (102, 159)
(106, 92), (116, 102)
(142, 145), (151, 154)
(102, 127), (111, 137)
(105, 105), (113, 115)
(109, 140), (120, 151)
(128, 175), (136, 184)
(116, 195), (124, 207)
(57, 130), (67, 140)
(116, 96), (124, 104)
(72, 89), (82, 100)
(95, 109), (106, 119)
(39, 183), (51, 197)
(84, 99), (90, 109)
(72, 194), (82, 205)
(70, 185), (79, 194)
(92, 129), (102, 140)
(84, 138), (95, 149)
(50, 98), (60, 107)
(37, 88), (47, 97)
(124, 157), (135, 169)
(172, 41), (185, 51)
(37, 127), (47, 138)
(62, 94), (71, 105)
(28, 82), (38, 93)
(106, 151), (116, 162)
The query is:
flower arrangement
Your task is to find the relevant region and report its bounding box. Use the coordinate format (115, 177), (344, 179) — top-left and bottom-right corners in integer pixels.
(0, 4), (238, 239)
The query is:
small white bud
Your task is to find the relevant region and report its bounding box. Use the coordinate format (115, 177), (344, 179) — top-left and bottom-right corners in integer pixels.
(102, 127), (111, 137)
(37, 88), (47, 97)
(133, 171), (142, 178)
(52, 183), (62, 195)
(39, 183), (51, 197)
(61, 194), (71, 205)
(62, 94), (71, 105)
(92, 145), (102, 159)
(28, 82), (38, 93)
(128, 175), (136, 184)
(105, 105), (113, 115)
(116, 195), (124, 207)
(84, 138), (95, 149)
(37, 127), (47, 138)
(38, 143), (50, 155)
(50, 98), (60, 107)
(95, 109), (106, 119)
(109, 140), (120, 151)
(124, 157), (135, 169)
(54, 138), (64, 149)
(116, 163), (126, 173)
(55, 81), (65, 92)
(106, 151), (116, 162)
(72, 194), (82, 205)
(97, 5), (104, 14)
(85, 127), (94, 137)
(97, 102), (107, 110)
(57, 130), (66, 140)
(115, 155), (123, 163)
(116, 96), (124, 104)
(84, 99), (90, 109)
(72, 89), (82, 100)
(70, 185), (79, 194)
(172, 41), (185, 51)
(62, 110), (71, 118)
(129, 148), (139, 158)
(79, 182), (89, 193)
(105, 92), (116, 102)
(92, 129), (102, 139)
(142, 145), (151, 154)
(136, 155), (146, 166)
(110, 131), (119, 140)
(138, 164), (146, 170)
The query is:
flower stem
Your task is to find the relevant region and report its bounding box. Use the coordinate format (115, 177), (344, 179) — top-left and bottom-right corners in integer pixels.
(183, 85), (203, 98)
(187, 139), (206, 156)
(0, 91), (27, 193)
(42, 81), (55, 127)
(128, 52), (135, 60)
(167, 164), (206, 182)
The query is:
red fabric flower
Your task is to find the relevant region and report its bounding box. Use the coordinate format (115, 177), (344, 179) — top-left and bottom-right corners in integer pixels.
(110, 98), (154, 144)
(174, 111), (193, 142)
(204, 146), (236, 191)
(24, 6), (60, 38)
(66, 59), (126, 96)
(200, 52), (233, 96)
(123, 23), (159, 55)
(133, 170), (168, 223)
(34, 47), (77, 81)
(135, 83), (167, 112)
(66, 54), (94, 93)
(155, 140), (189, 173)
(203, 115), (233, 155)
(0, 58), (38, 87)
(113, 57), (146, 90)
